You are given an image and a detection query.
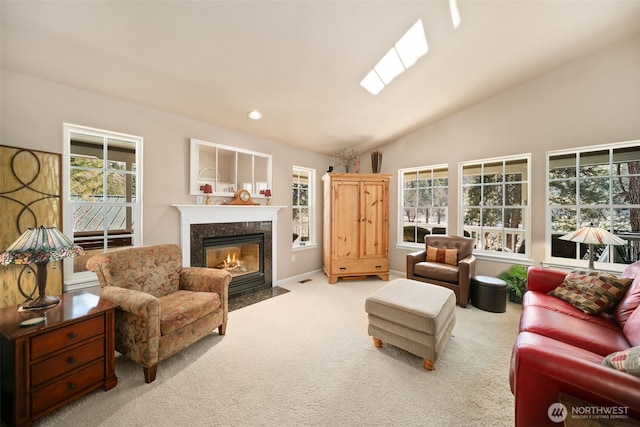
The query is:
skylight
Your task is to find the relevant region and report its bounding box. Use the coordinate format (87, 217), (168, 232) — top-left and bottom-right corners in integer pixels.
(360, 19), (428, 95)
(450, 0), (461, 29)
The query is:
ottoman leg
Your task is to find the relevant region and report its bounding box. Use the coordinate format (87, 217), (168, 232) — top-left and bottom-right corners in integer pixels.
(372, 337), (383, 348)
(423, 359), (435, 371)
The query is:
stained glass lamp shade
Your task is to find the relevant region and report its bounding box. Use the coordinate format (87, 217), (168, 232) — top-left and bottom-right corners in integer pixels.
(0, 226), (85, 309)
(559, 225), (627, 271)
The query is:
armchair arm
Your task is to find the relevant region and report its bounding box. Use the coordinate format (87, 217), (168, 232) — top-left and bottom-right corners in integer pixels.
(458, 255), (476, 282)
(101, 286), (160, 318)
(180, 267), (232, 323)
(180, 267), (232, 294)
(100, 286), (161, 369)
(406, 250), (426, 279)
(527, 267), (567, 294)
(457, 255), (476, 305)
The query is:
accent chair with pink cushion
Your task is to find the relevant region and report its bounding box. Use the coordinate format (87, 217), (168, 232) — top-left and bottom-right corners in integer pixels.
(406, 235), (476, 307)
(87, 244), (232, 383)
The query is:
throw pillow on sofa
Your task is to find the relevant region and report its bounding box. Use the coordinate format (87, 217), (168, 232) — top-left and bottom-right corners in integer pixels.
(602, 346), (640, 377)
(426, 246), (457, 266)
(549, 272), (633, 315)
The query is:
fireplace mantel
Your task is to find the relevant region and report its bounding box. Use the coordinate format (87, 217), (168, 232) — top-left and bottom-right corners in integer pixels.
(172, 204), (285, 286)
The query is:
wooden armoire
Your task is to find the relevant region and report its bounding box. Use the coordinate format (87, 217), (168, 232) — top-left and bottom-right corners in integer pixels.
(322, 173), (391, 284)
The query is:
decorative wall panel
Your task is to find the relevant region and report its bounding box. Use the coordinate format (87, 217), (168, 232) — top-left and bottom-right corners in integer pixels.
(0, 145), (62, 308)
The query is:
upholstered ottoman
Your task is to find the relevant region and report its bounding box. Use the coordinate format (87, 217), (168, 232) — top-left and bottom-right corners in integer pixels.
(365, 278), (456, 370)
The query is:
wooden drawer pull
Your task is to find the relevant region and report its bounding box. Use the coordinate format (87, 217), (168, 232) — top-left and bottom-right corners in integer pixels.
(375, 265), (382, 269)
(68, 382), (77, 390)
(340, 267), (347, 271)
(68, 332), (78, 339)
(67, 357), (77, 365)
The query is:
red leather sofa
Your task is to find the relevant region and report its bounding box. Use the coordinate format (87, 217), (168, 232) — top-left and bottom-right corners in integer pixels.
(509, 262), (640, 426)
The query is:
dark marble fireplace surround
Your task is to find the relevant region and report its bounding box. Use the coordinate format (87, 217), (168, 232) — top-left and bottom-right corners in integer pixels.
(189, 221), (273, 295)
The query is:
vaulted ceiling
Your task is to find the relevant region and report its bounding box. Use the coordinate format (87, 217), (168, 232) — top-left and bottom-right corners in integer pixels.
(2, 1), (640, 154)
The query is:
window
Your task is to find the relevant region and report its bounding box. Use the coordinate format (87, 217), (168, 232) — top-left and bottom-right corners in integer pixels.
(399, 165), (448, 245)
(460, 155), (530, 257)
(548, 141), (640, 268)
(63, 124), (143, 287)
(292, 166), (315, 248)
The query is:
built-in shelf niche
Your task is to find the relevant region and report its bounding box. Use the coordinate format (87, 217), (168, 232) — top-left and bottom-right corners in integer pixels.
(190, 138), (272, 197)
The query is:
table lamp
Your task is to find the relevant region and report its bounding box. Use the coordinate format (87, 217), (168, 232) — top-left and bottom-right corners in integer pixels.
(559, 224), (626, 270)
(0, 226), (85, 310)
(200, 184), (213, 205)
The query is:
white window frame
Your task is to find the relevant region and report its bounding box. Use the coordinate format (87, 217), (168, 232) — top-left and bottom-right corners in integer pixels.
(546, 140), (640, 272)
(292, 166), (316, 250)
(63, 123), (143, 289)
(397, 164), (449, 249)
(459, 154), (531, 261)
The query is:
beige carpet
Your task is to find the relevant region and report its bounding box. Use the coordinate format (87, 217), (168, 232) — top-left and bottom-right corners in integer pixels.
(36, 272), (521, 427)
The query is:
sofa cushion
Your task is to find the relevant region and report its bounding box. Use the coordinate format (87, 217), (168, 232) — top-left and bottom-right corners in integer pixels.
(624, 306), (640, 347)
(549, 272), (633, 315)
(523, 291), (620, 331)
(424, 235), (473, 262)
(426, 246), (457, 266)
(159, 290), (221, 335)
(615, 272), (640, 328)
(414, 262), (459, 283)
(602, 346), (640, 377)
(519, 305), (630, 356)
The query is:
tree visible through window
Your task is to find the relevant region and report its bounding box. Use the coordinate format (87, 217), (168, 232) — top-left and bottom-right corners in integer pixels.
(461, 156), (529, 256)
(400, 166), (448, 244)
(292, 166), (314, 247)
(548, 143), (640, 266)
(64, 124), (142, 285)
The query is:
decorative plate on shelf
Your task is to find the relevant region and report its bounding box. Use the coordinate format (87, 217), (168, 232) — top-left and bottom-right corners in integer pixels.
(198, 167), (219, 182)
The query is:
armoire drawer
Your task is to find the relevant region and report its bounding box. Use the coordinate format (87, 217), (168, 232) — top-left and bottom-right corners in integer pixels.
(330, 259), (389, 275)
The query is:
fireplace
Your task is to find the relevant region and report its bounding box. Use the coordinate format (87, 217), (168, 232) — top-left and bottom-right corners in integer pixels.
(173, 204), (283, 297)
(203, 233), (265, 295)
(188, 220), (273, 297)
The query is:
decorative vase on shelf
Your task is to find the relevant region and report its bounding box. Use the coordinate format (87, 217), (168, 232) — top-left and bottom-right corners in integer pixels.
(333, 147), (359, 173)
(371, 150), (383, 173)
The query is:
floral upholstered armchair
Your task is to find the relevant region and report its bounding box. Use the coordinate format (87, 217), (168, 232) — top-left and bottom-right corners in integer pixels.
(87, 244), (232, 383)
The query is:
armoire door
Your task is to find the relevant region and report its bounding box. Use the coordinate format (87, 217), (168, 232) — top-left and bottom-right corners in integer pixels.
(331, 180), (360, 261)
(360, 180), (388, 259)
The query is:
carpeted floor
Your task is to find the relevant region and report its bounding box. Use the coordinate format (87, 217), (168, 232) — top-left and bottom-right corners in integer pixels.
(35, 272), (521, 427)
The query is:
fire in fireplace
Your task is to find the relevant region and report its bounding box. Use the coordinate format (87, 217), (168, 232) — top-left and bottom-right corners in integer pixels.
(203, 233), (265, 296)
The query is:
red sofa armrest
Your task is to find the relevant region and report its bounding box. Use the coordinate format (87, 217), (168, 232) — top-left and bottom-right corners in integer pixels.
(511, 332), (640, 426)
(526, 267), (567, 294)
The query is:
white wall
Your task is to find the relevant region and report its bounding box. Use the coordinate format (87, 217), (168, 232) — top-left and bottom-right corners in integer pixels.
(3, 32), (639, 284)
(0, 70), (332, 281)
(372, 33), (640, 276)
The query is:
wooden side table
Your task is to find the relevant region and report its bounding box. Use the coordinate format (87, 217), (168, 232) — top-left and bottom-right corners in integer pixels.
(0, 290), (118, 427)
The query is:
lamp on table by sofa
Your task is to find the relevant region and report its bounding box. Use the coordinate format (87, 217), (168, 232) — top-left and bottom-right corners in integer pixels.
(0, 226), (84, 310)
(559, 224), (627, 270)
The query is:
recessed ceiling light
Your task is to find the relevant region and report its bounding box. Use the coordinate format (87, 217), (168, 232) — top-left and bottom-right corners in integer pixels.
(248, 110), (263, 120)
